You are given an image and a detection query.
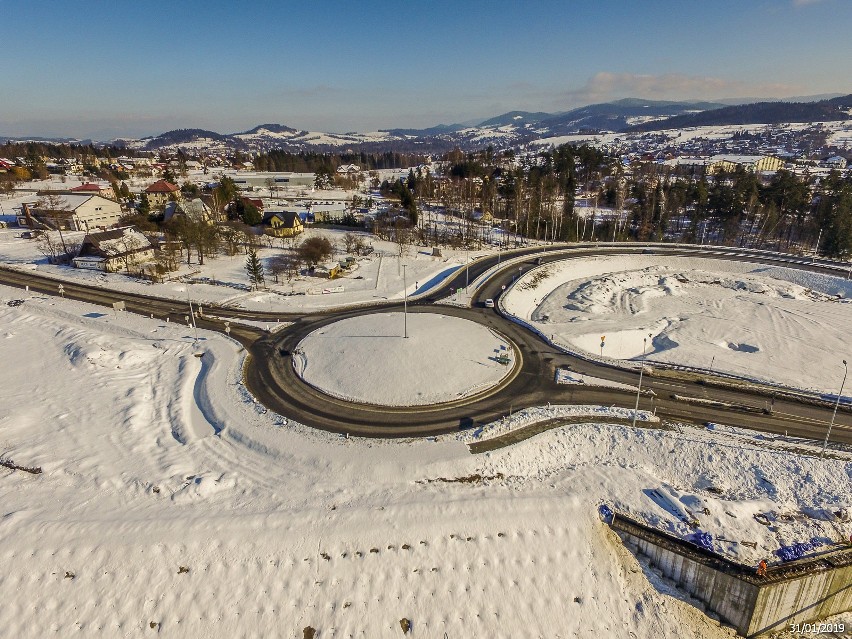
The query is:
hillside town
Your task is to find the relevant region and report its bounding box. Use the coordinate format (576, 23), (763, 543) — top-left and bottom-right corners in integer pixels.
(2, 110), (852, 290)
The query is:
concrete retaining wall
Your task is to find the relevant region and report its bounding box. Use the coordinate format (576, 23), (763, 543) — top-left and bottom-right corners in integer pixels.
(611, 514), (852, 637)
(749, 559), (852, 635)
(626, 531), (759, 632)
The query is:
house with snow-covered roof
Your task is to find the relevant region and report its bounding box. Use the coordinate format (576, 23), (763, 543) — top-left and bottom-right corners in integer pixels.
(21, 194), (123, 232)
(163, 198), (213, 224)
(72, 226), (154, 272)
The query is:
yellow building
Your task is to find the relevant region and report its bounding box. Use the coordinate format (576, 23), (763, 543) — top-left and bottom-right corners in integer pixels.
(144, 179), (181, 208)
(266, 211), (304, 237)
(707, 155), (784, 174)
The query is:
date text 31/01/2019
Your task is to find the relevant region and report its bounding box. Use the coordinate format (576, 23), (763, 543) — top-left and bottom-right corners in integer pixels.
(790, 622), (845, 634)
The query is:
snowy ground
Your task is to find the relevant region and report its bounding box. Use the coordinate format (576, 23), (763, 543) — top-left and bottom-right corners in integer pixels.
(502, 255), (852, 395)
(1, 285), (850, 637)
(294, 313), (513, 406)
(555, 367), (637, 390)
(0, 226), (490, 312)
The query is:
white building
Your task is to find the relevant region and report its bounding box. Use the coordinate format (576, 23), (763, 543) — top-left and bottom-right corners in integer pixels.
(20, 194), (124, 232)
(824, 156), (848, 169)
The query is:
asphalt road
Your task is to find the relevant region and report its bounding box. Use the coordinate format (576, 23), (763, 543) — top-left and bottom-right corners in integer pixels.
(1, 243), (850, 443)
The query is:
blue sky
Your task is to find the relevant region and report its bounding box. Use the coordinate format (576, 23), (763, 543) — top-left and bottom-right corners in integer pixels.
(1, 0), (849, 139)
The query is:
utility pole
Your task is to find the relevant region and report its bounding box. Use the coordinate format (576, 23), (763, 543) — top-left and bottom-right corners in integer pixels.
(822, 359), (847, 457)
(187, 284), (198, 343)
(402, 264), (408, 339)
(632, 334), (652, 429)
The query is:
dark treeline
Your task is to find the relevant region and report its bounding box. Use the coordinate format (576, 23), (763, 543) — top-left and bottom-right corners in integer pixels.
(253, 150), (430, 173)
(629, 94), (852, 132)
(0, 141), (138, 161)
(607, 164), (852, 257)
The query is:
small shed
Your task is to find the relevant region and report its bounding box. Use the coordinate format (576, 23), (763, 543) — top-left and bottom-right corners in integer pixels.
(313, 262), (341, 279)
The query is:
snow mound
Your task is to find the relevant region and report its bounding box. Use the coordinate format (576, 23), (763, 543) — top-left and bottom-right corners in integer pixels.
(504, 256), (852, 393)
(295, 312), (514, 406)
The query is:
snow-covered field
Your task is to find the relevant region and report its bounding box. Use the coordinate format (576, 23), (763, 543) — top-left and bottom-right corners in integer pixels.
(1, 284), (850, 637)
(294, 313), (513, 406)
(0, 226), (484, 312)
(502, 255), (852, 395)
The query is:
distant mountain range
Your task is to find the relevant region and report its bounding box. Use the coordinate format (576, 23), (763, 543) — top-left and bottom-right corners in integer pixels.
(626, 94), (852, 132)
(3, 94), (851, 153)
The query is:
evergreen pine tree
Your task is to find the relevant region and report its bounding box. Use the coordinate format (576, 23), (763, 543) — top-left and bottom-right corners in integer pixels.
(138, 193), (150, 217)
(245, 249), (265, 290)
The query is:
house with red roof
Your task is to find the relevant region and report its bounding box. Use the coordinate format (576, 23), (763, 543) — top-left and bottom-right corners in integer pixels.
(144, 180), (181, 208)
(71, 183), (116, 199)
(241, 196), (264, 211)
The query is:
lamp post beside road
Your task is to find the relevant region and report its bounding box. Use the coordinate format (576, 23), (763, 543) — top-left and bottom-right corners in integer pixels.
(632, 333), (653, 429)
(822, 359), (848, 457)
(402, 264), (408, 339)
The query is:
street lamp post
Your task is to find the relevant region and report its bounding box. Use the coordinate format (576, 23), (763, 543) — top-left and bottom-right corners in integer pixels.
(631, 334), (653, 429)
(402, 264), (408, 339)
(822, 359), (848, 457)
(186, 284), (198, 343)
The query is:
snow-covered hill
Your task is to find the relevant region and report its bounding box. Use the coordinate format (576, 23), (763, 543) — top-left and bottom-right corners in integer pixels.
(11, 95), (844, 155)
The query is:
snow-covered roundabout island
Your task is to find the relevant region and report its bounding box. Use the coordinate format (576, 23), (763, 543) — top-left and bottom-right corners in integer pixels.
(503, 254), (852, 394)
(292, 312), (516, 406)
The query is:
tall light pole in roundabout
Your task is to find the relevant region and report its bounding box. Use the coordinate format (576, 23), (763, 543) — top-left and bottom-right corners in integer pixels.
(822, 359), (848, 458)
(632, 333), (653, 429)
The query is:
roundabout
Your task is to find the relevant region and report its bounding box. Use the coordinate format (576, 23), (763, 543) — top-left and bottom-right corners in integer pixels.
(291, 312), (517, 407)
(2, 243), (851, 441)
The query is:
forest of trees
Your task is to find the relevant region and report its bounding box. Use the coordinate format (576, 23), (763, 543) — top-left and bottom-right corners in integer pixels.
(0, 141), (139, 162)
(252, 150), (430, 173)
(386, 144), (852, 258)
